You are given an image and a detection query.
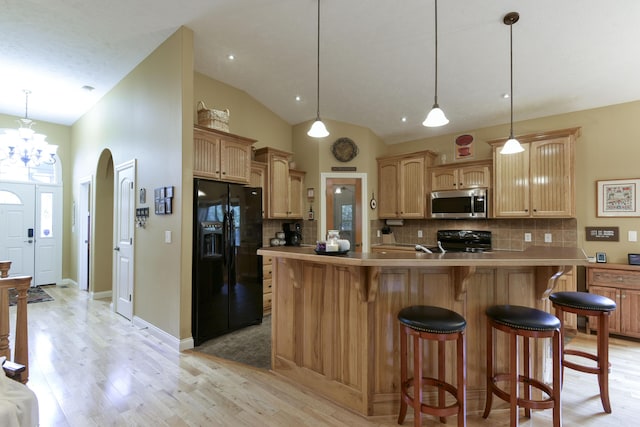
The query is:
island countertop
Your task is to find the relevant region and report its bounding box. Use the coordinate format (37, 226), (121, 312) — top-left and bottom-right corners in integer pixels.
(258, 245), (589, 267)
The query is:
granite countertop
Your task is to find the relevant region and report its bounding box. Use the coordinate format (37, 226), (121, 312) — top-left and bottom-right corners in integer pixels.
(257, 245), (589, 268)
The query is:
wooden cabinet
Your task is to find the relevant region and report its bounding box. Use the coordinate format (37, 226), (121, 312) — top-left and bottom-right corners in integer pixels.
(254, 147), (306, 219)
(587, 263), (640, 339)
(288, 170), (305, 219)
(262, 255), (273, 315)
(193, 125), (256, 183)
(430, 160), (492, 191)
(488, 127), (580, 218)
(250, 161), (267, 217)
(377, 150), (437, 219)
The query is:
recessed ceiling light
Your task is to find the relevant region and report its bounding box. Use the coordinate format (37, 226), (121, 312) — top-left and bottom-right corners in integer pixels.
(401, 117), (407, 122)
(295, 95), (302, 102)
(502, 93), (510, 99)
(227, 54), (235, 60)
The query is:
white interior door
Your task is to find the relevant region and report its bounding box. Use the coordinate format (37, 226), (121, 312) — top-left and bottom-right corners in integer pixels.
(79, 177), (92, 291)
(114, 160), (135, 320)
(0, 183), (35, 279)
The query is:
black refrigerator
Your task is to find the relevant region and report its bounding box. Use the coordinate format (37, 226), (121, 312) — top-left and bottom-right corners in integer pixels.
(192, 178), (263, 346)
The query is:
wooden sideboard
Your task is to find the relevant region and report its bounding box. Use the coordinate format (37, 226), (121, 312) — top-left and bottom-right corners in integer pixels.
(587, 263), (640, 338)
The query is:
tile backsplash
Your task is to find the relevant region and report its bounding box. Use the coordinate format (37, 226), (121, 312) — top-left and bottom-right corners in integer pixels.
(370, 218), (577, 251)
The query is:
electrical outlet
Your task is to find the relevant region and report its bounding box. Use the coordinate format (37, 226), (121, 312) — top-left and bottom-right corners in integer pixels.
(418, 230), (423, 238)
(544, 233), (552, 243)
(377, 230), (381, 238)
(629, 230), (638, 242)
(524, 232), (532, 242)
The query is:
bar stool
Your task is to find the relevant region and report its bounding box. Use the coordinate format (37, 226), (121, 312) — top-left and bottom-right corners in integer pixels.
(549, 291), (617, 413)
(397, 305), (466, 427)
(483, 305), (561, 427)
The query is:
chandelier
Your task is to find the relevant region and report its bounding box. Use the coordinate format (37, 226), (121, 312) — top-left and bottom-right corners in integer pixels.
(0, 90), (58, 167)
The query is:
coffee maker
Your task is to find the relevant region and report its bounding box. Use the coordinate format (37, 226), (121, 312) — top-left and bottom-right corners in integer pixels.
(283, 222), (302, 246)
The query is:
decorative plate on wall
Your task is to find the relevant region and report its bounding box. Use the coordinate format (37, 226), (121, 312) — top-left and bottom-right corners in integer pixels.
(331, 137), (358, 162)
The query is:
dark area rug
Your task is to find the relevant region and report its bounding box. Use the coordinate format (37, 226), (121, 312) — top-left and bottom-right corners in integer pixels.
(194, 315), (271, 370)
(8, 286), (54, 306)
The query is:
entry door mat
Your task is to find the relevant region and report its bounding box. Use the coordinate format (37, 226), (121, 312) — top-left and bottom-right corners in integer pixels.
(194, 315), (271, 370)
(8, 286), (54, 306)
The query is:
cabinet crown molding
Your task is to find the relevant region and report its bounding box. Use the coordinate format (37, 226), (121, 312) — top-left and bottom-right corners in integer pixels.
(486, 127), (581, 146)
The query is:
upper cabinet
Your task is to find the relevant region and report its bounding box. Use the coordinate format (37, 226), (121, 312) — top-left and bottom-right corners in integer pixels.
(250, 161), (267, 218)
(430, 160), (492, 192)
(193, 125), (256, 184)
(488, 127), (580, 218)
(254, 147), (305, 219)
(377, 150), (437, 219)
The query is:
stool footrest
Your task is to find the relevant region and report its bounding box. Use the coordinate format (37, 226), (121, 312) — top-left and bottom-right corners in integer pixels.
(401, 376), (462, 418)
(488, 373), (557, 411)
(564, 349), (611, 375)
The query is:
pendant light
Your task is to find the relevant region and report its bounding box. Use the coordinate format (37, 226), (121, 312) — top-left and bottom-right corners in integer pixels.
(499, 12), (524, 154)
(423, 0), (448, 127)
(307, 0), (329, 138)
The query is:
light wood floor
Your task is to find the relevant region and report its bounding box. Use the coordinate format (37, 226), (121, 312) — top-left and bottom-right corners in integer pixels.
(13, 285), (640, 426)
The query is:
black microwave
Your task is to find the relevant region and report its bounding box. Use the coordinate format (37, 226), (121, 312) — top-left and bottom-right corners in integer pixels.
(430, 188), (488, 219)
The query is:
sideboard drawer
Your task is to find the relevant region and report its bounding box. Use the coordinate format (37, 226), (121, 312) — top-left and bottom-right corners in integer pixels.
(591, 270), (640, 288)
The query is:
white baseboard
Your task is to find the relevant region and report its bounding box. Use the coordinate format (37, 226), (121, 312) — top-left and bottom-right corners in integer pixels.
(61, 278), (78, 288)
(91, 290), (112, 300)
(132, 316), (194, 352)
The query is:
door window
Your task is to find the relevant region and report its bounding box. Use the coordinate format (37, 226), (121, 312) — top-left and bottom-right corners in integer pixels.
(40, 192), (53, 237)
(0, 190), (21, 204)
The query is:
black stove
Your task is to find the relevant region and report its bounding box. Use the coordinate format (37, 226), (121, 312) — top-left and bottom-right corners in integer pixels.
(437, 230), (492, 253)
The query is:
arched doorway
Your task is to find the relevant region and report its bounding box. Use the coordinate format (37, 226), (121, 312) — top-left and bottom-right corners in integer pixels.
(90, 150), (114, 296)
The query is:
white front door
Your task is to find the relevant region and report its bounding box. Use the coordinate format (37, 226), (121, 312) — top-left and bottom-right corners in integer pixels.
(0, 183), (35, 278)
(114, 160), (135, 320)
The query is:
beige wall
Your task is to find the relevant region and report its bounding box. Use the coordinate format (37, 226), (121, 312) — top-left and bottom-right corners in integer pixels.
(194, 72), (292, 151)
(70, 27), (193, 339)
(292, 117), (386, 234)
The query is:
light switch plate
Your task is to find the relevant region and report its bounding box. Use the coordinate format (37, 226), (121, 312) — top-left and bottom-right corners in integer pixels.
(165, 230), (172, 243)
(544, 233), (552, 243)
(417, 230), (423, 238)
(524, 233), (532, 242)
(629, 231), (638, 242)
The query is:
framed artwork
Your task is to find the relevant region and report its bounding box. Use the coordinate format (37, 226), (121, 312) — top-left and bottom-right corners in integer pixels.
(596, 178), (640, 217)
(454, 134), (474, 160)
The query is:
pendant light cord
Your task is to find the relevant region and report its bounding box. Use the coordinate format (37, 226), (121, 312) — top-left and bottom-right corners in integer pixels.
(24, 89), (31, 120)
(433, 0), (439, 106)
(509, 20), (514, 139)
(315, 0), (321, 119)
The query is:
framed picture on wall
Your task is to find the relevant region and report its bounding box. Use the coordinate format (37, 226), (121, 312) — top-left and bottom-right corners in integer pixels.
(596, 178), (640, 217)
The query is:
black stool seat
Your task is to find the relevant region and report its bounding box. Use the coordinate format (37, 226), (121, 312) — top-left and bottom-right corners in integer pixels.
(397, 305), (466, 427)
(550, 291), (616, 312)
(483, 304), (562, 427)
(486, 304), (561, 331)
(398, 305), (466, 334)
(550, 291), (616, 413)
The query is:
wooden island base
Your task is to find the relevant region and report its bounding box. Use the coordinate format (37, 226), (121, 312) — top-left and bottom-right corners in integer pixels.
(257, 246), (587, 417)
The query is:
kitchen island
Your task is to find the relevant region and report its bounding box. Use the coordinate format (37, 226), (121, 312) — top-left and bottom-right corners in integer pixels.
(257, 246), (588, 417)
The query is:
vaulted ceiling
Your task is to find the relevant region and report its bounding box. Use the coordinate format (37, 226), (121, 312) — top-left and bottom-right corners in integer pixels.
(2, 0), (639, 144)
